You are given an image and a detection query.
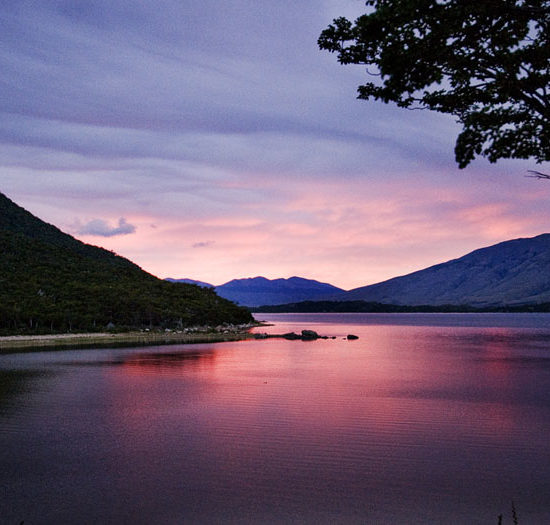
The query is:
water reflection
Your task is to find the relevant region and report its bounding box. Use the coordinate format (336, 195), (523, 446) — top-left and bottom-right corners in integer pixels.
(0, 369), (33, 402)
(46, 347), (220, 375)
(119, 349), (217, 376)
(2, 315), (550, 523)
(0, 369), (52, 419)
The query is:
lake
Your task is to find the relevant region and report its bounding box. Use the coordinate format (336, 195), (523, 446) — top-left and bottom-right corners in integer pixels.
(2, 313), (550, 523)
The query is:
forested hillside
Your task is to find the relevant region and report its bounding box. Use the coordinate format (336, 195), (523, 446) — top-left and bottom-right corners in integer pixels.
(0, 193), (252, 334)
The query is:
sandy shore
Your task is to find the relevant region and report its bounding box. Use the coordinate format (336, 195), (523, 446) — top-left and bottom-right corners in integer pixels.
(0, 330), (255, 353)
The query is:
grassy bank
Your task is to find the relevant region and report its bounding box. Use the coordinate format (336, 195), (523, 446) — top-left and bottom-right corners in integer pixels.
(0, 329), (256, 353)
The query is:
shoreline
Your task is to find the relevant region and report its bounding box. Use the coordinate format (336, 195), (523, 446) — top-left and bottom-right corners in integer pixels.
(0, 329), (257, 353)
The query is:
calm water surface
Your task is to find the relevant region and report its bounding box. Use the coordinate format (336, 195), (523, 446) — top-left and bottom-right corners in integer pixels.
(2, 313), (550, 523)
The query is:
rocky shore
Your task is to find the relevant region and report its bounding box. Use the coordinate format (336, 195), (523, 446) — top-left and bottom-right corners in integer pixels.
(0, 323), (258, 353)
(0, 325), (358, 353)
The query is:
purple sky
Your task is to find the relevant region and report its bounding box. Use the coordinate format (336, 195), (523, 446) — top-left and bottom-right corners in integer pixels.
(2, 0), (549, 289)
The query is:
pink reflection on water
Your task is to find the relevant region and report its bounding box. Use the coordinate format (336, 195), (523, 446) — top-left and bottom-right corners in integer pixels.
(118, 348), (218, 376)
(96, 322), (550, 518)
(4, 315), (550, 523)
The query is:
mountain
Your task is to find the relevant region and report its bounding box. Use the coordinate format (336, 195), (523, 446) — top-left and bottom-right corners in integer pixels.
(0, 192), (252, 334)
(214, 276), (345, 307)
(165, 278), (214, 288)
(332, 234), (550, 306)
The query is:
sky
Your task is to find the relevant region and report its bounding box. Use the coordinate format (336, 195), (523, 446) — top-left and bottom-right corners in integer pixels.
(1, 0), (549, 290)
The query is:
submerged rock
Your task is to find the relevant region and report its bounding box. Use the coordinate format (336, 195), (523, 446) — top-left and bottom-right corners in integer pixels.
(346, 334), (359, 340)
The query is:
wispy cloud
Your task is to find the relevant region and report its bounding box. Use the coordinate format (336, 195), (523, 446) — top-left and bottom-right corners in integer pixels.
(0, 0), (548, 289)
(77, 217), (136, 237)
(192, 240), (215, 248)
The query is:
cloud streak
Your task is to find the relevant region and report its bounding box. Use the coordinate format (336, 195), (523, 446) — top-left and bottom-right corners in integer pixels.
(0, 0), (548, 289)
(192, 241), (215, 248)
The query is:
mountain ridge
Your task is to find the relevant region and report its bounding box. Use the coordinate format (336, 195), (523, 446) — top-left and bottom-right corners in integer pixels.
(329, 233), (550, 306)
(165, 278), (214, 288)
(215, 276), (345, 307)
(164, 275), (346, 307)
(0, 192), (252, 334)
(173, 234), (550, 308)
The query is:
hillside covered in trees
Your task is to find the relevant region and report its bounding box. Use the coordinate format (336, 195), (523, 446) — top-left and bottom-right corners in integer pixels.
(0, 192), (252, 334)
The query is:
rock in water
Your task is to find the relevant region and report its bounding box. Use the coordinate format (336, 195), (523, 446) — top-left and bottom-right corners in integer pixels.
(301, 330), (319, 340)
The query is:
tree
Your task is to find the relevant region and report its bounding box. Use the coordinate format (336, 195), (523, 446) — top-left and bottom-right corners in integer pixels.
(318, 0), (550, 168)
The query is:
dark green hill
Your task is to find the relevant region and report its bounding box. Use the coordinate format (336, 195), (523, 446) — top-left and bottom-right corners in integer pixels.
(0, 192), (252, 334)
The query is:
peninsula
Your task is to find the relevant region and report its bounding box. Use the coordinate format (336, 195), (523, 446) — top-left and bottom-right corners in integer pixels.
(0, 192), (253, 336)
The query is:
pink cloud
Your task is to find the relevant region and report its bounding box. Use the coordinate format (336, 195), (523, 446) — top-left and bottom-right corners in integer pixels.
(61, 169), (550, 290)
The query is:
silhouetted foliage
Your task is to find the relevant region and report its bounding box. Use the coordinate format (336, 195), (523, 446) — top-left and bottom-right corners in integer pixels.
(318, 0), (550, 168)
(0, 193), (252, 334)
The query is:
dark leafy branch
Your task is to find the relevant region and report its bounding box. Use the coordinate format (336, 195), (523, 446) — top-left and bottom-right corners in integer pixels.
(318, 0), (550, 168)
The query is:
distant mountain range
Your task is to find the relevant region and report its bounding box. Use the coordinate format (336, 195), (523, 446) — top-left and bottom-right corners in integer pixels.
(0, 192), (252, 334)
(331, 234), (550, 307)
(166, 276), (345, 307)
(173, 234), (550, 308)
(215, 277), (345, 307)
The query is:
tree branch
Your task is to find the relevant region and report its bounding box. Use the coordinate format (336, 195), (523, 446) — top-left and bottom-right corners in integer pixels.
(526, 170), (550, 179)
